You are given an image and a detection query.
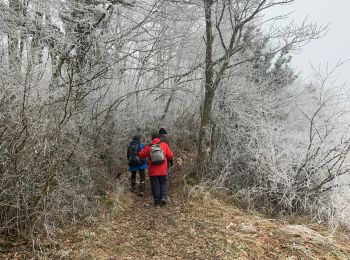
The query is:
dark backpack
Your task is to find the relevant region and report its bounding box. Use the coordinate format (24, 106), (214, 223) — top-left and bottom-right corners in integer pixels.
(150, 143), (165, 165)
(128, 142), (141, 166)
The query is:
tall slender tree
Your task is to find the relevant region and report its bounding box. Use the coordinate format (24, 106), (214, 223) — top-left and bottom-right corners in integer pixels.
(196, 0), (323, 175)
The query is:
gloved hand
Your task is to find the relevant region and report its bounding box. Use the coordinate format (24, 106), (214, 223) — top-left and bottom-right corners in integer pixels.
(168, 159), (174, 167)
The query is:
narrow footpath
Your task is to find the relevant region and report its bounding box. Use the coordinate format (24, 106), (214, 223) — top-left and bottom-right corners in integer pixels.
(3, 167), (350, 259)
(51, 171), (350, 260)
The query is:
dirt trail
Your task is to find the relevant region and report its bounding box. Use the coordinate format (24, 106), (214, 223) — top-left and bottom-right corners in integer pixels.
(3, 169), (350, 259)
(50, 171), (350, 260)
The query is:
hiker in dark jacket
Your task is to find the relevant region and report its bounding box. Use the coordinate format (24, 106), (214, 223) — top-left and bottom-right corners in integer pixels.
(127, 135), (147, 196)
(139, 133), (174, 207)
(159, 127), (169, 144)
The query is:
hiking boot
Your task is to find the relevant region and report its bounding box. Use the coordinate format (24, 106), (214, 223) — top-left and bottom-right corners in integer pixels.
(156, 204), (161, 209)
(160, 198), (167, 206)
(140, 182), (145, 193)
(138, 191), (144, 197)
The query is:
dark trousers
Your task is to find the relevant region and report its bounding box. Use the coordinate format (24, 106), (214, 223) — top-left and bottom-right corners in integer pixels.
(131, 169), (145, 192)
(150, 176), (167, 205)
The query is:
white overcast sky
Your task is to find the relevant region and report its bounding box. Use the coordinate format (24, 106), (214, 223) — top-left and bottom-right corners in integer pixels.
(268, 0), (350, 84)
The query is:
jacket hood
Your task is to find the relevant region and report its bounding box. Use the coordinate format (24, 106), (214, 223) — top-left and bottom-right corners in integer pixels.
(151, 138), (161, 144)
(130, 139), (140, 145)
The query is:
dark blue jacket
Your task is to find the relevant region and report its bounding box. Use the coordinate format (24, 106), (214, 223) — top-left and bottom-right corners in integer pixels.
(127, 142), (147, 172)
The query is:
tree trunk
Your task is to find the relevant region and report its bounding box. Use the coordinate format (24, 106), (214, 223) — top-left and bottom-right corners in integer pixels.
(197, 0), (214, 175)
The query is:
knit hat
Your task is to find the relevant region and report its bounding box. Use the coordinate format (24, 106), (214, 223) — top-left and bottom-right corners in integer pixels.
(151, 132), (160, 140)
(159, 128), (167, 135)
(132, 135), (141, 141)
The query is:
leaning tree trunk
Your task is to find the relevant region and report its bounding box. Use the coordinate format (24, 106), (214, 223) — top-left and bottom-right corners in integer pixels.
(197, 0), (214, 176)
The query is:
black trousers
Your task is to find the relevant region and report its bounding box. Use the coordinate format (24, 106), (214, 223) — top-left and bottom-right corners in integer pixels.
(130, 169), (145, 192)
(150, 176), (167, 205)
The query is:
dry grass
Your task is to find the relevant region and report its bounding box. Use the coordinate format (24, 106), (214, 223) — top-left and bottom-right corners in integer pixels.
(2, 172), (350, 259)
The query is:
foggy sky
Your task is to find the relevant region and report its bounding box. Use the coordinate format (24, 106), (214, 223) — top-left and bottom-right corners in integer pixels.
(269, 0), (350, 84)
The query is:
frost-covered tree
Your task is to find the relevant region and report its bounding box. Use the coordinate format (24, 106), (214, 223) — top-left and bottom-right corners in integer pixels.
(195, 0), (325, 174)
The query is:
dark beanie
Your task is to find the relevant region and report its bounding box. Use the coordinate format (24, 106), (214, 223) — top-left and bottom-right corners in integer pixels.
(159, 128), (167, 135)
(151, 132), (160, 140)
(132, 135), (141, 141)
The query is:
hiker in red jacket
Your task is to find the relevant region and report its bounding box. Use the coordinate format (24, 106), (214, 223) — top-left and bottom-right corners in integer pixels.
(139, 133), (174, 208)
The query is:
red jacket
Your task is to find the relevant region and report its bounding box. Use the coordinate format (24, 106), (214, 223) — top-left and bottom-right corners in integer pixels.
(139, 138), (174, 176)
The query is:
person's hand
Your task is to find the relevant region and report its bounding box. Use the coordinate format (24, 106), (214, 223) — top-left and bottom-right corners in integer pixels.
(168, 159), (174, 166)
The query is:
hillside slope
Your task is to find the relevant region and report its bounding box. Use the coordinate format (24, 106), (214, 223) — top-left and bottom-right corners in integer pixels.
(42, 185), (350, 259)
(2, 173), (350, 259)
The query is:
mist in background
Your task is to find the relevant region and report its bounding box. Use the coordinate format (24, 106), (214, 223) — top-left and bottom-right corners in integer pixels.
(270, 0), (350, 83)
